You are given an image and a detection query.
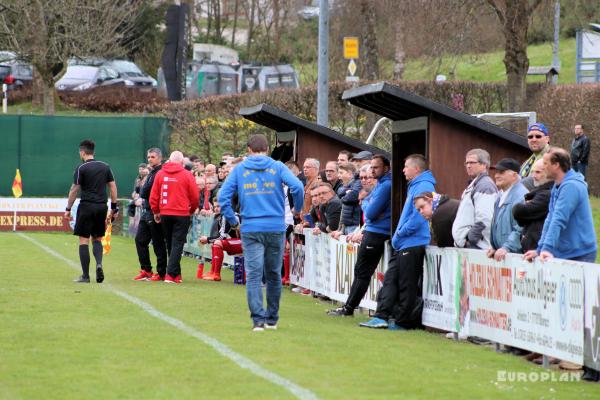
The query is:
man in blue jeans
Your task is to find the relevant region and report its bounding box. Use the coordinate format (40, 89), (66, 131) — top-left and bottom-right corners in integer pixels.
(218, 134), (304, 331)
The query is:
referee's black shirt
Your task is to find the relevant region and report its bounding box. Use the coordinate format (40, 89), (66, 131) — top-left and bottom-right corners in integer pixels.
(73, 159), (115, 204)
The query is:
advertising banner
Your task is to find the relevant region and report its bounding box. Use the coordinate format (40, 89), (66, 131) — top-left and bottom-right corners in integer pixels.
(466, 250), (514, 345)
(0, 197), (71, 231)
(423, 247), (460, 332)
(511, 258), (584, 364)
(584, 264), (600, 370)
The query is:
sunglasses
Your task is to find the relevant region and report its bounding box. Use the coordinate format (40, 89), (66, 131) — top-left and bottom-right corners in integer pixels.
(527, 134), (544, 139)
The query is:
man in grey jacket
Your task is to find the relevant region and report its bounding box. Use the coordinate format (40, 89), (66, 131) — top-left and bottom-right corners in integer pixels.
(452, 148), (498, 250)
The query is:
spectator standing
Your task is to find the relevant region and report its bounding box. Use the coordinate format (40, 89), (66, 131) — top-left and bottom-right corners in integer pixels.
(413, 192), (460, 247)
(486, 159), (528, 262)
(205, 164), (217, 178)
(452, 149), (497, 250)
(150, 151), (199, 283)
(332, 162), (361, 237)
(520, 123), (551, 181)
(512, 159), (553, 252)
(570, 124), (591, 178)
(522, 148), (598, 381)
(270, 139), (294, 163)
(327, 155), (392, 316)
(133, 148), (168, 281)
(312, 183), (342, 234)
(337, 150), (353, 164)
(324, 161), (343, 193)
(301, 158), (320, 220)
(361, 154), (436, 330)
(218, 134), (304, 331)
(350, 151), (373, 171)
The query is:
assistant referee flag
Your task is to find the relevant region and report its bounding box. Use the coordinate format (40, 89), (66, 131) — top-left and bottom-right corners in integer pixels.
(12, 169), (22, 198)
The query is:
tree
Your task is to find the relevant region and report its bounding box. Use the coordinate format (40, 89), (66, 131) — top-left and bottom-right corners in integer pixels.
(486, 0), (544, 112)
(360, 0), (379, 81)
(0, 0), (143, 114)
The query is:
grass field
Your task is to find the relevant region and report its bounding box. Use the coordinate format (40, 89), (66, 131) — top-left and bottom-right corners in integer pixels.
(2, 232), (600, 399)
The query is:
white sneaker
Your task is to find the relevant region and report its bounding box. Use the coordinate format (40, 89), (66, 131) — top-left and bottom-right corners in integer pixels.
(252, 323), (265, 332)
(265, 323), (278, 330)
(291, 287), (302, 293)
(445, 332), (468, 340)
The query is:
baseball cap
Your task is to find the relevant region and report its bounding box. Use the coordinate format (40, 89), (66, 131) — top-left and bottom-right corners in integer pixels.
(493, 158), (521, 173)
(351, 151), (373, 161)
(527, 123), (549, 136)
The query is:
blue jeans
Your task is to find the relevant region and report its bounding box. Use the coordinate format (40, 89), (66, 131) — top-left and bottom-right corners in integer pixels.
(241, 231), (285, 325)
(570, 251), (597, 263)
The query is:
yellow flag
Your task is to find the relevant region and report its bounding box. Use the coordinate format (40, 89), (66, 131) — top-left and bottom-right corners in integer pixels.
(102, 223), (112, 255)
(12, 169), (22, 198)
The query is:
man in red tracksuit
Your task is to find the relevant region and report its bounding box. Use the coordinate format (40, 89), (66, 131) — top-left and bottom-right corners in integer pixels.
(150, 151), (199, 283)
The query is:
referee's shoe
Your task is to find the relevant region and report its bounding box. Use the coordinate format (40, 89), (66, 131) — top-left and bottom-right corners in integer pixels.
(96, 264), (104, 283)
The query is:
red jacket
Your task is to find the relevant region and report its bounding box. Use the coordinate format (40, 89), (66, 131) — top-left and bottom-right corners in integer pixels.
(150, 161), (199, 216)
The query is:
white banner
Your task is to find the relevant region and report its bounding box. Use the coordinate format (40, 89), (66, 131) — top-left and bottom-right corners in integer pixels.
(0, 197), (67, 212)
(511, 258), (584, 364)
(422, 247), (460, 332)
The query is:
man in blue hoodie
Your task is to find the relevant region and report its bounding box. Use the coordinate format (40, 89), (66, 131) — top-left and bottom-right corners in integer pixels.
(523, 147), (598, 381)
(218, 134), (304, 332)
(524, 147), (597, 264)
(327, 154), (392, 317)
(360, 154), (436, 329)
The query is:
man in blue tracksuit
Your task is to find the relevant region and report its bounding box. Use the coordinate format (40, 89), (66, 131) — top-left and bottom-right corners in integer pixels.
(328, 155), (392, 316)
(361, 154), (436, 329)
(522, 147), (598, 381)
(218, 134), (304, 331)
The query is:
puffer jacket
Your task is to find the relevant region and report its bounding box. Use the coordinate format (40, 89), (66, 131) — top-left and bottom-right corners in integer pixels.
(336, 178), (362, 228)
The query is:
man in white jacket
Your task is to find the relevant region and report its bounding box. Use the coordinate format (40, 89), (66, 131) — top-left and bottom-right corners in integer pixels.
(452, 148), (498, 250)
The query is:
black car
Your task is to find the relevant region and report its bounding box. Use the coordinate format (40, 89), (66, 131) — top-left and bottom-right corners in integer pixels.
(55, 65), (125, 91)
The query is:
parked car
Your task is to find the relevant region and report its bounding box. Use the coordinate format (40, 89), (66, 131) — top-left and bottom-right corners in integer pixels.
(68, 58), (157, 91)
(0, 52), (33, 89)
(55, 65), (124, 91)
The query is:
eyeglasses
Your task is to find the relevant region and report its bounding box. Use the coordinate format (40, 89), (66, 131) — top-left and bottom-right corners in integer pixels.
(304, 165), (316, 169)
(359, 176), (369, 180)
(464, 161), (480, 166)
(527, 134), (544, 139)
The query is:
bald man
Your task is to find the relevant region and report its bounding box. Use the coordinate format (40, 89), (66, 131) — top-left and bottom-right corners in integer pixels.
(150, 151), (199, 283)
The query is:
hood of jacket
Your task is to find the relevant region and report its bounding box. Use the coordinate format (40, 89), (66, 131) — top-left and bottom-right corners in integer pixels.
(409, 170), (437, 189)
(162, 161), (185, 174)
(243, 155), (276, 170)
(561, 169), (587, 188)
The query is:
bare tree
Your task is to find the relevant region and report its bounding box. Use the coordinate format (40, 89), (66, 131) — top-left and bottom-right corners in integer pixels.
(0, 0), (143, 115)
(360, 0), (379, 81)
(486, 0), (544, 112)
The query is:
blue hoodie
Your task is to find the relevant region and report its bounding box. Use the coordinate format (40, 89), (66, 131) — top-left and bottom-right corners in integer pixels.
(218, 155), (304, 233)
(391, 170), (436, 251)
(364, 172), (392, 235)
(537, 169), (597, 259)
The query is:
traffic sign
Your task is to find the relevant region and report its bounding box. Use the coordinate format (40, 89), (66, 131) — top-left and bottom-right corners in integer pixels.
(343, 37), (359, 59)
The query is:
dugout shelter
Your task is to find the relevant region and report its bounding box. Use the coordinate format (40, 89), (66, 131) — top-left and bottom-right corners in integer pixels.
(239, 103), (389, 167)
(342, 82), (530, 228)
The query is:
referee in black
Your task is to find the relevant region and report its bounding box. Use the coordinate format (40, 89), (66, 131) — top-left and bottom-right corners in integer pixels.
(64, 140), (118, 283)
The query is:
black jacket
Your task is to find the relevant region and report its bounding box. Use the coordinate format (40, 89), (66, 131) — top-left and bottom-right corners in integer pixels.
(571, 134), (591, 165)
(317, 196), (342, 232)
(139, 164), (162, 214)
(431, 195), (460, 247)
(336, 179), (361, 227)
(512, 181), (553, 252)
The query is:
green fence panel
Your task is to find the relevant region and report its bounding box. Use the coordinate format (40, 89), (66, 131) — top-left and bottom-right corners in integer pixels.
(0, 115), (170, 197)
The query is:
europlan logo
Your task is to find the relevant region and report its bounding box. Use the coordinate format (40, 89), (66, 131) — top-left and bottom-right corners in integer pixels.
(497, 370), (581, 383)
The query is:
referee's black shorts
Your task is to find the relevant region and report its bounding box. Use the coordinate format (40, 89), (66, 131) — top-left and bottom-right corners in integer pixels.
(74, 202), (108, 238)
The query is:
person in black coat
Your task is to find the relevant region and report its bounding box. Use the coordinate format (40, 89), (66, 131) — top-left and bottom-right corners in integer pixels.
(413, 192), (459, 247)
(312, 182), (342, 234)
(512, 160), (553, 252)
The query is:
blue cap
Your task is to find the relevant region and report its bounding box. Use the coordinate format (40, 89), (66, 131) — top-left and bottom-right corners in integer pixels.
(527, 123), (549, 136)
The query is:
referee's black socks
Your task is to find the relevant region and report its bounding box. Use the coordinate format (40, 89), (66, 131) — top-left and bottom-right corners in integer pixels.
(92, 240), (103, 268)
(79, 244), (90, 278)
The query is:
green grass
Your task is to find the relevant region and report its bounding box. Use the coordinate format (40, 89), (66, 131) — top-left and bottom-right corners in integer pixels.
(2, 232), (600, 399)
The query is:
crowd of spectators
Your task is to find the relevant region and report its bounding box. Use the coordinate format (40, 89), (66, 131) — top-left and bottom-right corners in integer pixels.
(129, 121), (597, 379)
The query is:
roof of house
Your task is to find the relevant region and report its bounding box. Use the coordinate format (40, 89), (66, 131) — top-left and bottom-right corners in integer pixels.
(239, 103), (390, 157)
(342, 82), (529, 148)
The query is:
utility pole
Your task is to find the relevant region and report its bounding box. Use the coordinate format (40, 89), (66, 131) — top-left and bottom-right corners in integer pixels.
(552, 0), (560, 84)
(317, 0), (329, 127)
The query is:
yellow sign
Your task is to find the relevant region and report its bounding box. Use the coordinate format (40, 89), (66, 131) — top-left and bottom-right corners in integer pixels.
(343, 37), (359, 59)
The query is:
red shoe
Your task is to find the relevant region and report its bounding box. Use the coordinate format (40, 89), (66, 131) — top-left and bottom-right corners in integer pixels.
(149, 273), (164, 281)
(134, 270), (153, 281)
(300, 289), (311, 295)
(164, 274), (182, 284)
(202, 270), (215, 280)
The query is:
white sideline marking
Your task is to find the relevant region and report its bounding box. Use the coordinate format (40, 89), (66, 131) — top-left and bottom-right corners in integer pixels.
(18, 233), (318, 400)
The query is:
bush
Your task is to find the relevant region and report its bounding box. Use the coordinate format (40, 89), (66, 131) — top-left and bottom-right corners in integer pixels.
(58, 86), (166, 113)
